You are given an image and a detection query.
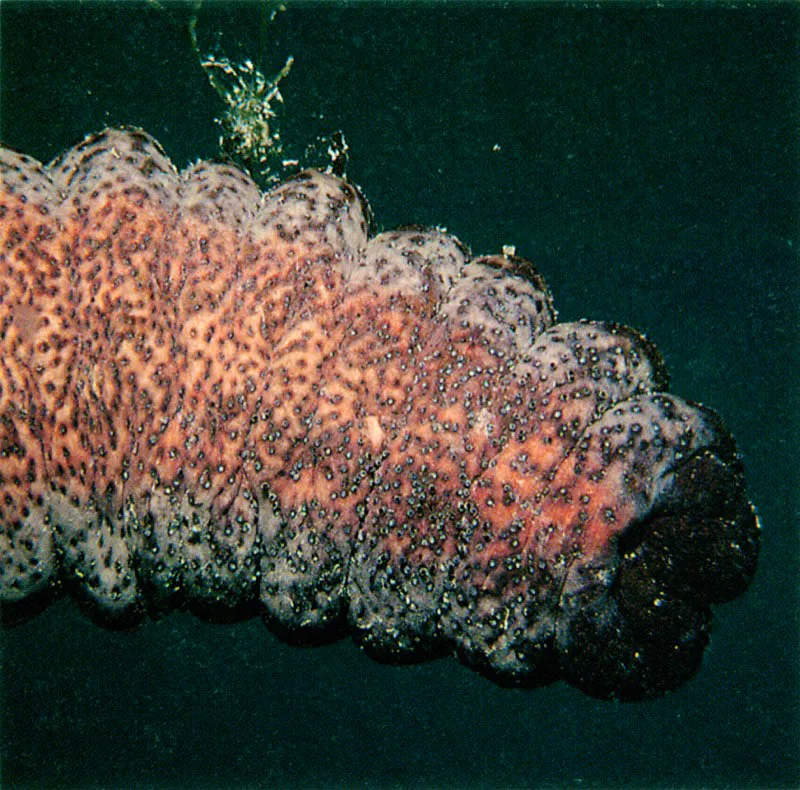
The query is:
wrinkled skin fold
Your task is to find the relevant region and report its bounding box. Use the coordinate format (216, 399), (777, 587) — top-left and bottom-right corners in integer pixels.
(0, 128), (759, 700)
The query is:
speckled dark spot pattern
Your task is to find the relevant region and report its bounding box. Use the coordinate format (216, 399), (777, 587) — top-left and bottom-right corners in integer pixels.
(0, 128), (759, 700)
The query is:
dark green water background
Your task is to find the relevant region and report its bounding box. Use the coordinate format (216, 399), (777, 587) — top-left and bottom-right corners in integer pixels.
(0, 2), (797, 787)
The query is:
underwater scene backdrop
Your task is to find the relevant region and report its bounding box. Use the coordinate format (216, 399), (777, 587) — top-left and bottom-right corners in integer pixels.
(0, 2), (797, 788)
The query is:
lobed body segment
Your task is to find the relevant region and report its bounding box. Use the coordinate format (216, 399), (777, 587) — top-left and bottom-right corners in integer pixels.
(0, 129), (758, 699)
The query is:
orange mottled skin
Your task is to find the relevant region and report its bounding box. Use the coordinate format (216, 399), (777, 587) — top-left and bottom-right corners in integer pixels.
(0, 129), (758, 699)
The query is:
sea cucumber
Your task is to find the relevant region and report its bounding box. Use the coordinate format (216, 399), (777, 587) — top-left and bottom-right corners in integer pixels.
(0, 128), (759, 699)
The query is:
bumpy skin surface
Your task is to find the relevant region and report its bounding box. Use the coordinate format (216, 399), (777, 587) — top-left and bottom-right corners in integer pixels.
(0, 128), (759, 699)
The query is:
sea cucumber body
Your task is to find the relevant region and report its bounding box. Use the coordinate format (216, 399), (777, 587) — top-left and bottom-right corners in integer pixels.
(0, 129), (759, 699)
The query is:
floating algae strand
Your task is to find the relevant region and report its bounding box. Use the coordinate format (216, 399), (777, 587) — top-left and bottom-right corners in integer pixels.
(189, 3), (294, 182)
(146, 0), (348, 181)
